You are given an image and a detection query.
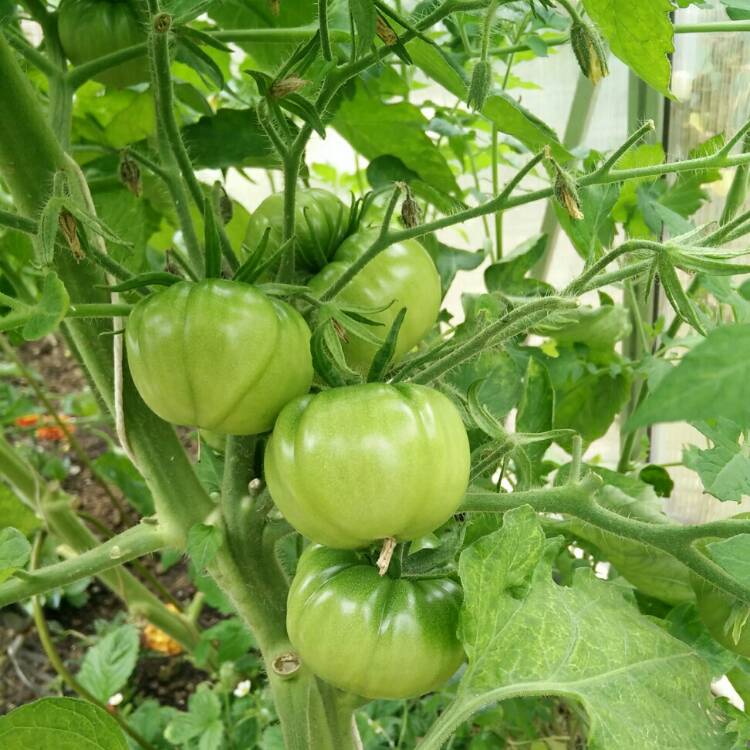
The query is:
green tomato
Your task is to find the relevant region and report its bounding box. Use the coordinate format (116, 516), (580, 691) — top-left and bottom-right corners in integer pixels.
(287, 544), (464, 699)
(692, 573), (750, 657)
(265, 383), (470, 549)
(243, 188), (348, 273)
(126, 280), (312, 435)
(58, 0), (149, 88)
(309, 229), (441, 371)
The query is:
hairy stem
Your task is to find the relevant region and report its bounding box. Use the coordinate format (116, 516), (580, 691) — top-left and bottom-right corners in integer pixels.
(0, 522), (167, 608)
(461, 476), (750, 603)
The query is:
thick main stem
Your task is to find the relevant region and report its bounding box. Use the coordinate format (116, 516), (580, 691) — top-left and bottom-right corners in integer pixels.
(217, 436), (355, 749)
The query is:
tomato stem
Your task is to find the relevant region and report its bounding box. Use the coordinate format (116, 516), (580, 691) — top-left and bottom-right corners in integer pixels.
(377, 536), (398, 576)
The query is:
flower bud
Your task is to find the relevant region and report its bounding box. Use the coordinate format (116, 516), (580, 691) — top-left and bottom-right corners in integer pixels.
(269, 76), (309, 100)
(119, 153), (141, 197)
(546, 146), (583, 221)
(214, 181), (233, 225)
(553, 167), (583, 220)
(401, 189), (420, 229)
(376, 15), (398, 46)
(570, 20), (609, 85)
(59, 210), (83, 260)
(467, 60), (491, 111)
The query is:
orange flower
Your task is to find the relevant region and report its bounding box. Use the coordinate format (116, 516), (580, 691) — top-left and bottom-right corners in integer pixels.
(142, 604), (184, 656)
(15, 414), (40, 427)
(35, 425), (67, 441)
(33, 415), (75, 441)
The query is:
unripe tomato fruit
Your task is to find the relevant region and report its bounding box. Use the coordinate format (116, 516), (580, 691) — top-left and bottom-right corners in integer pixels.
(309, 229), (441, 371)
(265, 383), (470, 548)
(692, 574), (750, 657)
(58, 0), (149, 88)
(125, 280), (313, 435)
(287, 544), (464, 699)
(243, 188), (348, 273)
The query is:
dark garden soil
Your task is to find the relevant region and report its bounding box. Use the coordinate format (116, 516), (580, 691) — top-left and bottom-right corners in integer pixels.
(0, 335), (220, 714)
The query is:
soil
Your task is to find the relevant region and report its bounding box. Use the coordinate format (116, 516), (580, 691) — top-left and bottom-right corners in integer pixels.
(0, 335), (219, 714)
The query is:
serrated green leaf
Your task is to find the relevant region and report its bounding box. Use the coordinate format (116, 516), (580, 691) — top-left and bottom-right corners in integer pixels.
(187, 523), (223, 570)
(628, 324), (750, 429)
(350, 0), (377, 57)
(0, 697), (127, 750)
(555, 183), (618, 262)
(77, 624), (140, 702)
(21, 272), (70, 340)
(484, 235), (549, 296)
(482, 94), (570, 162)
(0, 527), (31, 583)
(165, 685), (222, 745)
(707, 535), (750, 586)
(516, 358), (554, 482)
(333, 81), (459, 195)
(444, 506), (728, 749)
(175, 37), (225, 90)
(0, 485), (40, 537)
(683, 419), (750, 502)
(182, 108), (278, 170)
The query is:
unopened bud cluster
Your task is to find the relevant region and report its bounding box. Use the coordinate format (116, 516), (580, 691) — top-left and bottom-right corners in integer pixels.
(467, 60), (491, 111)
(570, 20), (609, 85)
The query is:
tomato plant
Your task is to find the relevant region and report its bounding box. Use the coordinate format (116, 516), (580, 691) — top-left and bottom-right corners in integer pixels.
(58, 0), (149, 88)
(2, 1), (750, 749)
(287, 544), (464, 700)
(126, 280), (313, 435)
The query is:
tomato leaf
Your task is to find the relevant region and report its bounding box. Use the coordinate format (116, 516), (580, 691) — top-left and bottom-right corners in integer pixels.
(0, 698), (127, 750)
(165, 685), (223, 748)
(182, 108), (279, 170)
(436, 506), (729, 749)
(21, 272), (70, 341)
(554, 183), (618, 262)
(581, 0), (674, 97)
(333, 81), (460, 195)
(175, 36), (225, 90)
(628, 324), (750, 430)
(0, 527), (31, 584)
(77, 624), (140, 702)
(350, 0), (377, 58)
(706, 535), (750, 587)
(481, 94), (570, 162)
(515, 358), (554, 484)
(187, 523), (223, 570)
(683, 419), (750, 503)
